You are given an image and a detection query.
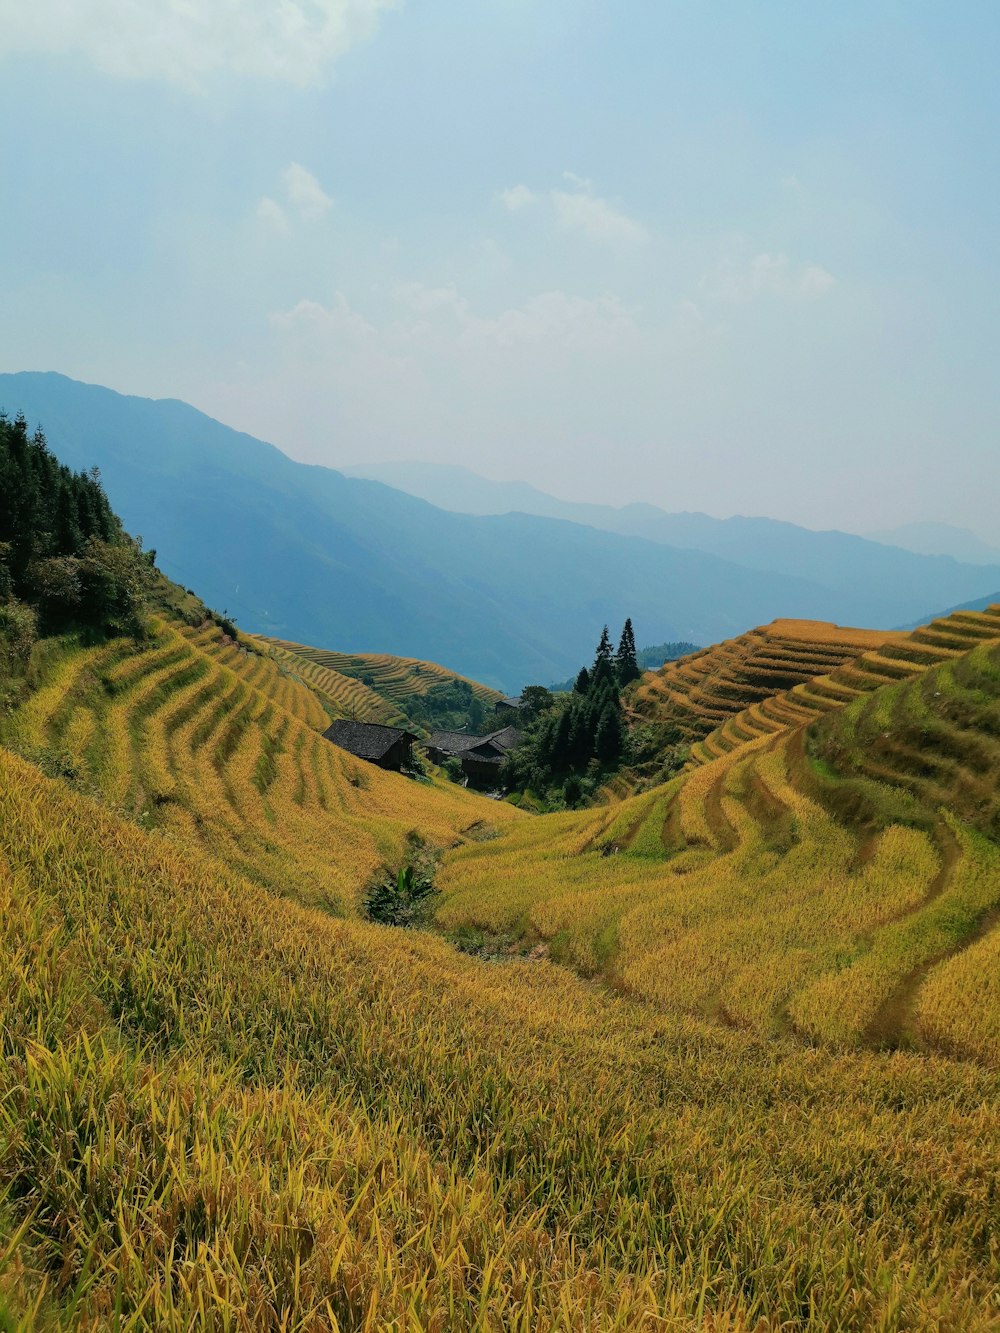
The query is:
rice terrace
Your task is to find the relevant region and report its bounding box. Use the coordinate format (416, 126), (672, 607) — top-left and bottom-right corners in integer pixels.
(4, 6), (1000, 1329)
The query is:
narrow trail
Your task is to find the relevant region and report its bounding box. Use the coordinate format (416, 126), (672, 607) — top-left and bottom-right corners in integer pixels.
(702, 769), (738, 853)
(863, 817), (962, 1049)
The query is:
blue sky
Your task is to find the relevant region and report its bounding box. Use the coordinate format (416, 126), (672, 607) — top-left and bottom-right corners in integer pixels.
(1, 1), (998, 538)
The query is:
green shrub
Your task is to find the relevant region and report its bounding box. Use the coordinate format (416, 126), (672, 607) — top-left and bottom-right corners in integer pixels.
(363, 864), (439, 927)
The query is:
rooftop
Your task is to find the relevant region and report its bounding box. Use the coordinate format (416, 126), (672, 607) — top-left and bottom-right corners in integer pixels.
(323, 719), (416, 762)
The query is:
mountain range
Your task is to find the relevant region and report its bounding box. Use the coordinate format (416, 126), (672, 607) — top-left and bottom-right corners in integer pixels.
(3, 372), (1000, 692)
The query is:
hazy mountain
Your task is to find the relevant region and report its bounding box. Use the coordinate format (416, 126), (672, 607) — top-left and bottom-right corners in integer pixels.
(5, 373), (1000, 692)
(898, 589), (1000, 631)
(347, 460), (1000, 615)
(866, 521), (1000, 566)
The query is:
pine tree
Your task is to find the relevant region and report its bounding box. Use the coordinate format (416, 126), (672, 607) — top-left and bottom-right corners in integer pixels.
(594, 625), (613, 668)
(591, 625), (616, 690)
(615, 617), (640, 686)
(573, 666), (590, 694)
(594, 703), (623, 765)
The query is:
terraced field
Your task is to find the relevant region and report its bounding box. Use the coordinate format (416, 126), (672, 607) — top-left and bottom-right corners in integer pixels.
(258, 636), (504, 711)
(631, 618), (899, 746)
(1, 619), (521, 914)
(258, 639), (406, 726)
(438, 634), (1000, 1063)
(692, 604), (1000, 763)
(5, 603), (1000, 1326)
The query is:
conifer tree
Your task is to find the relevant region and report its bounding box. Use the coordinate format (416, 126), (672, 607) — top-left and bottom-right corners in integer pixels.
(591, 625), (616, 690)
(615, 617), (640, 686)
(594, 702), (623, 765)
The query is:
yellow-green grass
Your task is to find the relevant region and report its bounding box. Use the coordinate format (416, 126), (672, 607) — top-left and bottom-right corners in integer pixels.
(438, 641), (1000, 1060)
(0, 618), (522, 917)
(258, 636), (504, 709)
(3, 747), (1000, 1329)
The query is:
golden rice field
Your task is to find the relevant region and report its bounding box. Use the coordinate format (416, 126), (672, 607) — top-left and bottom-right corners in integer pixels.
(437, 633), (1000, 1063)
(4, 609), (1000, 1327)
(3, 743), (1000, 1329)
(258, 637), (504, 709)
(631, 618), (899, 746)
(691, 604), (1000, 764)
(1, 619), (520, 916)
(258, 639), (407, 727)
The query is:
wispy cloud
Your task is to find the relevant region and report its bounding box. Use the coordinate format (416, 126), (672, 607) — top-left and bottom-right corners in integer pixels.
(272, 284), (640, 357)
(498, 173), (647, 245)
(257, 163), (333, 231)
(282, 164), (333, 221)
(0, 0), (401, 89)
(709, 250), (836, 303)
(497, 184), (535, 213)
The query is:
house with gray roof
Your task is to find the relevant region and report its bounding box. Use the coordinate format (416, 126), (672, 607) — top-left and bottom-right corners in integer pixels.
(424, 725), (523, 787)
(322, 719), (417, 771)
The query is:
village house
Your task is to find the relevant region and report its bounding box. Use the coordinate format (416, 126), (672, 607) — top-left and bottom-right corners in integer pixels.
(494, 694), (527, 718)
(322, 719), (417, 772)
(424, 725), (523, 788)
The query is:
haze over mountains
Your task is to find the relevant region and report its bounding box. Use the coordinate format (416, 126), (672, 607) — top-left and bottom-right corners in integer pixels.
(4, 372), (1000, 692)
(348, 459), (1000, 622)
(865, 521), (1000, 566)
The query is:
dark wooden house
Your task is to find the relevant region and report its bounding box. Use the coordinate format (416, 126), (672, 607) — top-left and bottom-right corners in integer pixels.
(424, 726), (523, 788)
(322, 720), (417, 772)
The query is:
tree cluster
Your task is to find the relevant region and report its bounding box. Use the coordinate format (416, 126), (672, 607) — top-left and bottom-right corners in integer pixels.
(0, 412), (152, 640)
(501, 620), (640, 806)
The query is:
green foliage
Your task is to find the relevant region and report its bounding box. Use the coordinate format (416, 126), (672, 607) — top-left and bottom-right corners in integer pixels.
(0, 601), (37, 674)
(0, 413), (151, 637)
(635, 640), (699, 671)
(363, 863), (440, 927)
(615, 617), (640, 685)
(502, 625), (632, 801)
(397, 677), (489, 735)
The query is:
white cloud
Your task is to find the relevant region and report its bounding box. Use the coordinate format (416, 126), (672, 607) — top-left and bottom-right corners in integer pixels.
(498, 173), (647, 245)
(282, 163), (333, 221)
(255, 197), (289, 232)
(0, 0), (400, 89)
(256, 164), (333, 230)
(498, 184), (535, 212)
(272, 284), (640, 359)
(710, 251), (836, 303)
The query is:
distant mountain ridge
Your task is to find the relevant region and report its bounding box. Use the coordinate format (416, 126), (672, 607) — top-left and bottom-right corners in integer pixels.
(4, 372), (1000, 692)
(866, 521), (1000, 566)
(346, 461), (1000, 613)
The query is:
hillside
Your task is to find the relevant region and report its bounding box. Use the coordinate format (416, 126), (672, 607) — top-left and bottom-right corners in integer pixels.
(691, 605), (1000, 764)
(629, 618), (897, 748)
(5, 731), (1000, 1328)
(0, 616), (520, 914)
(259, 636), (503, 733)
(256, 639), (407, 726)
(6, 373), (1000, 693)
(437, 631), (1000, 1061)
